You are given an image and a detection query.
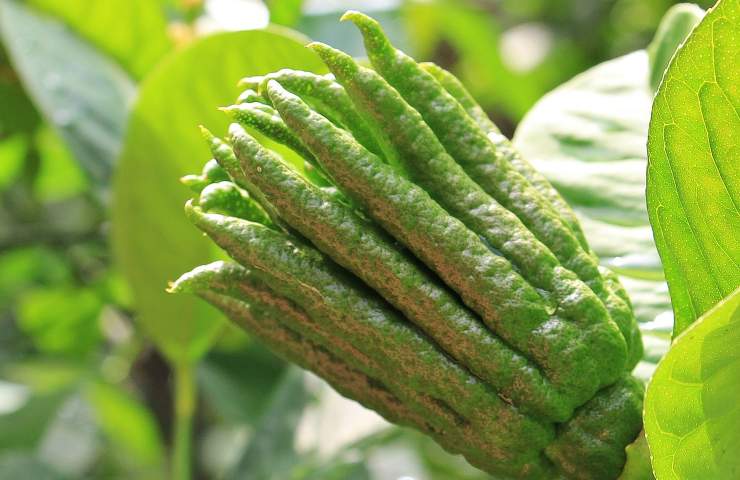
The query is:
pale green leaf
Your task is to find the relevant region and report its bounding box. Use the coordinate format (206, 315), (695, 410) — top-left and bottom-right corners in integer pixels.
(646, 0), (740, 337)
(111, 27), (324, 363)
(0, 0), (135, 184)
(644, 286), (740, 479)
(26, 0), (172, 80)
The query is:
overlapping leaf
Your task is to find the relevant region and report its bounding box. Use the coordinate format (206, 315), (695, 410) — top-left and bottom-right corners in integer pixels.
(111, 28), (324, 363)
(646, 0), (740, 337)
(0, 0), (135, 185)
(644, 287), (740, 479)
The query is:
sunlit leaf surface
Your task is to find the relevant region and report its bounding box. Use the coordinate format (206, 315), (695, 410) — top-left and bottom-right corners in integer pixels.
(646, 0), (740, 337)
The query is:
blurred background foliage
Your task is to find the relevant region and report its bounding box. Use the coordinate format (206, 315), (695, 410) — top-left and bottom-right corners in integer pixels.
(0, 0), (712, 478)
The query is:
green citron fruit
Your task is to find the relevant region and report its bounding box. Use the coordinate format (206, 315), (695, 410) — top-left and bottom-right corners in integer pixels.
(171, 11), (645, 479)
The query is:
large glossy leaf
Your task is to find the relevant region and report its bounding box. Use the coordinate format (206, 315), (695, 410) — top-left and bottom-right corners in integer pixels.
(513, 51), (672, 341)
(26, 0), (171, 80)
(646, 0), (740, 337)
(111, 27), (324, 363)
(644, 286), (740, 479)
(0, 0), (135, 184)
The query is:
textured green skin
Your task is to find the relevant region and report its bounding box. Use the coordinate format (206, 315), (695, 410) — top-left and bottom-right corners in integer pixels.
(266, 79), (615, 407)
(306, 44), (628, 382)
(422, 61), (643, 370)
(201, 127), (288, 231)
(545, 376), (644, 480)
(173, 261), (643, 479)
(174, 15), (647, 476)
(240, 69), (385, 159)
(418, 62), (501, 136)
(344, 12), (638, 366)
(599, 267), (643, 368)
(227, 122), (573, 422)
(198, 181), (270, 224)
(236, 88), (267, 105)
(419, 60), (584, 243)
(172, 261), (554, 478)
(181, 158), (230, 193)
(185, 205), (555, 470)
(222, 103), (317, 166)
(416, 61), (588, 252)
(220, 103), (332, 188)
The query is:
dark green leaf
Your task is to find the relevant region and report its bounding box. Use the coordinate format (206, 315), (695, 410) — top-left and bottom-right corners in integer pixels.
(0, 0), (135, 184)
(644, 286), (740, 479)
(111, 28), (325, 363)
(646, 0), (740, 337)
(199, 343), (286, 423)
(0, 49), (40, 136)
(227, 367), (311, 480)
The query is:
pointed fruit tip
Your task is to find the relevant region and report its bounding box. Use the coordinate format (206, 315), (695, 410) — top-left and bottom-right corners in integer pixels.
(198, 125), (215, 140)
(339, 10), (360, 22)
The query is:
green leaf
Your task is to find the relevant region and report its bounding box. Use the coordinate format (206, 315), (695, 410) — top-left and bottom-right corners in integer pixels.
(0, 134), (28, 190)
(513, 51), (671, 334)
(227, 367), (311, 479)
(646, 0), (740, 337)
(0, 389), (68, 451)
(111, 28), (325, 363)
(267, 0), (303, 27)
(26, 0), (171, 80)
(0, 47), (40, 136)
(85, 381), (164, 475)
(33, 125), (88, 202)
(198, 343), (287, 423)
(618, 432), (654, 480)
(644, 286), (740, 479)
(0, 0), (135, 184)
(0, 453), (64, 480)
(646, 3), (704, 92)
(16, 287), (102, 357)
